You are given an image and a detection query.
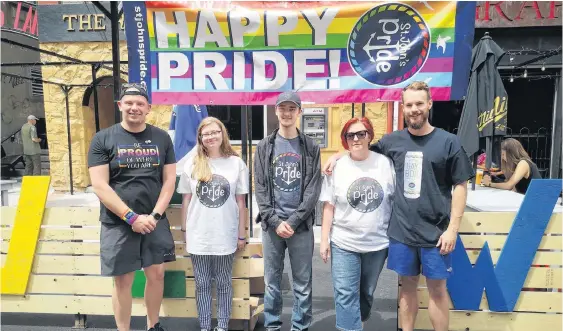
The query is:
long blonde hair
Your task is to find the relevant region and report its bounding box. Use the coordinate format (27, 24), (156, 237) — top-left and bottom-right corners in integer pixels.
(501, 138), (532, 179)
(192, 117), (238, 182)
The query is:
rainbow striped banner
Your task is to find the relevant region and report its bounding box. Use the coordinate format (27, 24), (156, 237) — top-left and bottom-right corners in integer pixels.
(124, 1), (476, 105)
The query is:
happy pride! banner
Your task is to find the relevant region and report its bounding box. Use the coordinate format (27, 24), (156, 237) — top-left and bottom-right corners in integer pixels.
(123, 1), (476, 105)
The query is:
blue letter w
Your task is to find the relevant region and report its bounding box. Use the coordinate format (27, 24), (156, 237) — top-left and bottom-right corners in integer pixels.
(447, 179), (562, 312)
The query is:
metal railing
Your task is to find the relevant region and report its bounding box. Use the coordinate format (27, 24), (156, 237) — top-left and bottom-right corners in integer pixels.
(1, 128), (21, 145)
(453, 126), (552, 178)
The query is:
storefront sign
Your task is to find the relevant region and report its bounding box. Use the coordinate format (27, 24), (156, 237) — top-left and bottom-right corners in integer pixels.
(124, 1), (476, 105)
(303, 108), (326, 115)
(0, 2), (38, 38)
(475, 1), (562, 28)
(38, 3), (126, 42)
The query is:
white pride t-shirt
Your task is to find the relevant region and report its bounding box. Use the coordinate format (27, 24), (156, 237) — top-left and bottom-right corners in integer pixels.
(177, 155), (249, 255)
(319, 151), (396, 253)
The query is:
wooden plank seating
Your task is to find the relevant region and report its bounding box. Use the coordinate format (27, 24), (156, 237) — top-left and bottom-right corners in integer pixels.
(0, 178), (265, 330)
(399, 180), (563, 331)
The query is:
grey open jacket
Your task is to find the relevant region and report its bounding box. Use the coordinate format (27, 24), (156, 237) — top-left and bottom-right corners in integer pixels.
(253, 128), (322, 232)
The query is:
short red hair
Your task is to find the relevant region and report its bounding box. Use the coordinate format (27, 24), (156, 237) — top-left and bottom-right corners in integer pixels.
(340, 117), (375, 150)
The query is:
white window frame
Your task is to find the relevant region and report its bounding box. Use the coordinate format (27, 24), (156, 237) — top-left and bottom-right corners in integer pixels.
(222, 105), (270, 146)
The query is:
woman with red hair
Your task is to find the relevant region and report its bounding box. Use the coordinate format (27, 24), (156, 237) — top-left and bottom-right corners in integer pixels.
(319, 117), (395, 331)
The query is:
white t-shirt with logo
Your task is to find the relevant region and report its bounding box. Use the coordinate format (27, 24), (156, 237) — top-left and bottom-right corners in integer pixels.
(319, 151), (395, 253)
(177, 155), (249, 255)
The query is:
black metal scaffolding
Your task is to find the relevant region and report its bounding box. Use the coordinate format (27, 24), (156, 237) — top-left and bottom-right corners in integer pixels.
(2, 36), (128, 194)
(1, 71), (113, 194)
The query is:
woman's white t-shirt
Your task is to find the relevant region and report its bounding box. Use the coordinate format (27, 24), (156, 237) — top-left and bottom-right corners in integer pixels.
(177, 155), (249, 255)
(319, 151), (396, 253)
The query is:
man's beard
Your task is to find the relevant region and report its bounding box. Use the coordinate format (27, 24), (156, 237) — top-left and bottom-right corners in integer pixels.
(406, 112), (429, 130)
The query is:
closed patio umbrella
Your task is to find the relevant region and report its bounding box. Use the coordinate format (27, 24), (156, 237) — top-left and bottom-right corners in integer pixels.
(457, 32), (508, 189)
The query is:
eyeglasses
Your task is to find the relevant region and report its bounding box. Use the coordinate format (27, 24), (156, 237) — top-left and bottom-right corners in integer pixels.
(200, 130), (221, 138)
(344, 130), (368, 141)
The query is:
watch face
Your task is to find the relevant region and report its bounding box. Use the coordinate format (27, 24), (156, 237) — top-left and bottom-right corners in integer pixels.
(152, 212), (162, 220)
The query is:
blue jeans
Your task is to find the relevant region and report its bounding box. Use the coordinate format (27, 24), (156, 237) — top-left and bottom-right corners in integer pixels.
(263, 227), (314, 330)
(331, 242), (388, 331)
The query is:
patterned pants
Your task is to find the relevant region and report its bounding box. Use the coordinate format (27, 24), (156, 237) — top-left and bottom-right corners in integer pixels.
(191, 253), (236, 330)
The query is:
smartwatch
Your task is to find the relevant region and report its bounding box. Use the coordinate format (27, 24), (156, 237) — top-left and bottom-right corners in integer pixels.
(150, 212), (162, 221)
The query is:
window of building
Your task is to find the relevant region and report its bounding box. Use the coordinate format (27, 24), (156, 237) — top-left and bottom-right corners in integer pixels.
(207, 105), (266, 144)
(2, 2), (34, 30)
(29, 67), (43, 97)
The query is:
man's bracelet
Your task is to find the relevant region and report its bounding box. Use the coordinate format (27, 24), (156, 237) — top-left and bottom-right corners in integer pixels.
(121, 209), (138, 225)
(238, 237), (246, 241)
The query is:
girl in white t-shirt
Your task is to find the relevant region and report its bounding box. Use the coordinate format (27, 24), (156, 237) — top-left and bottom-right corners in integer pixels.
(319, 117), (395, 331)
(177, 117), (249, 331)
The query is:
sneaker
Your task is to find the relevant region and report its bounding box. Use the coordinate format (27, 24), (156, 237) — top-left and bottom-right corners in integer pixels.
(148, 322), (166, 331)
(214, 328), (227, 331)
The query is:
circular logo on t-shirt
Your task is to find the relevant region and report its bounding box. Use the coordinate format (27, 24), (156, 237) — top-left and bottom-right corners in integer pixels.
(273, 152), (301, 192)
(347, 3), (431, 86)
(196, 174), (230, 208)
(347, 177), (384, 213)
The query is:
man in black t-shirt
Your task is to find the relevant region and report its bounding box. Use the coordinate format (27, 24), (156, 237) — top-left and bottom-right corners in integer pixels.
(324, 82), (474, 331)
(87, 84), (176, 331)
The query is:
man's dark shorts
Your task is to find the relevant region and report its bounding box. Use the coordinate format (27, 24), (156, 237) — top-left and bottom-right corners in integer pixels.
(100, 217), (176, 276)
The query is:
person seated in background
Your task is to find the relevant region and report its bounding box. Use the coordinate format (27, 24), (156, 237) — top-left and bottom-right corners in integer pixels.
(482, 138), (541, 194)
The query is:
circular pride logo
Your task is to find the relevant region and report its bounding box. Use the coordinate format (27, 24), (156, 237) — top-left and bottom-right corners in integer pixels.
(347, 3), (431, 86)
(347, 177), (384, 213)
(272, 152), (301, 192)
(196, 174), (230, 208)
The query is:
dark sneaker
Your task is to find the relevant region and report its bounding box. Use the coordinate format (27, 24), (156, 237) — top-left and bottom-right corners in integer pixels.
(148, 322), (165, 331)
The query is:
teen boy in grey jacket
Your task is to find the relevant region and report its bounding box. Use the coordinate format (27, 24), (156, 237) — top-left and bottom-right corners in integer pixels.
(254, 91), (322, 331)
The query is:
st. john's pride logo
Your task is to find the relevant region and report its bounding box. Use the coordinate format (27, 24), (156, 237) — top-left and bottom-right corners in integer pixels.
(347, 3), (431, 86)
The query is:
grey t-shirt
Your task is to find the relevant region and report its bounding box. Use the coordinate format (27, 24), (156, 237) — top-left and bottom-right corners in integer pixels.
(371, 128), (474, 247)
(272, 134), (302, 220)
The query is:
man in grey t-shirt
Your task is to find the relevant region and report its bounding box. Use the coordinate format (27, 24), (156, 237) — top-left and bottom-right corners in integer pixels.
(21, 115), (42, 176)
(272, 135), (302, 220)
(254, 91), (322, 331)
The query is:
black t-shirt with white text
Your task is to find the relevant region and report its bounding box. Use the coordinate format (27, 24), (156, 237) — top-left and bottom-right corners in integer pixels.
(370, 128), (474, 247)
(87, 124), (176, 224)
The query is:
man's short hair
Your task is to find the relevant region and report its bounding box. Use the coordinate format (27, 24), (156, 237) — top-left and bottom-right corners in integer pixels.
(401, 81), (432, 102)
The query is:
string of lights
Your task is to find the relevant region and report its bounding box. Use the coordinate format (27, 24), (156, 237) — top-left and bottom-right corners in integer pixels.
(503, 46), (562, 71)
(506, 46), (562, 58)
(502, 73), (561, 82)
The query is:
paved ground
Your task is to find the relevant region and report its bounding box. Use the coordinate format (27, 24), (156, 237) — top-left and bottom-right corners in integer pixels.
(1, 246), (399, 331)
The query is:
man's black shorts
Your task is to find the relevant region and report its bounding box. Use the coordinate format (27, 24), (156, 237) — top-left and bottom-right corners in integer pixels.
(100, 217), (176, 276)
